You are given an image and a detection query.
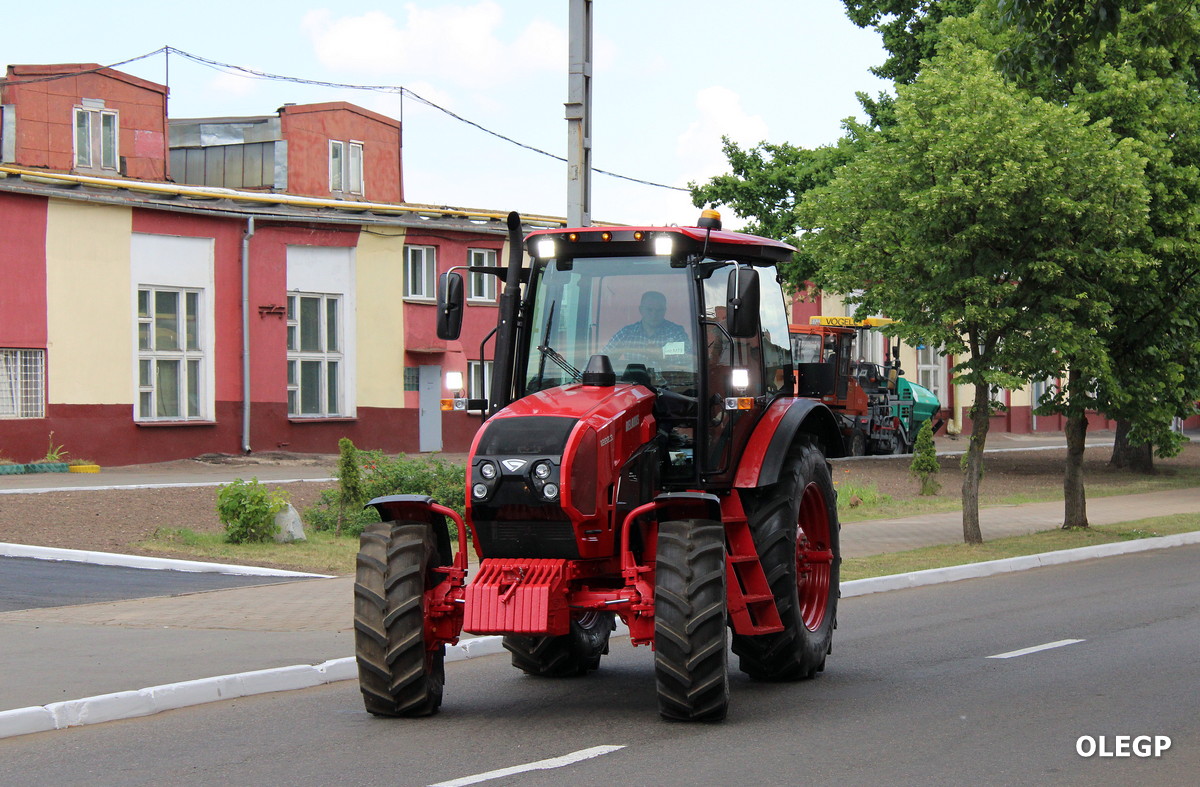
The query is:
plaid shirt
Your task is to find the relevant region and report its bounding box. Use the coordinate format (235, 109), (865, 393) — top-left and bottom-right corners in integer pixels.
(602, 319), (690, 367)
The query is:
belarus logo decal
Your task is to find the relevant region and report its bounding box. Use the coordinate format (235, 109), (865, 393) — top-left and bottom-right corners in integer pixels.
(501, 459), (527, 472)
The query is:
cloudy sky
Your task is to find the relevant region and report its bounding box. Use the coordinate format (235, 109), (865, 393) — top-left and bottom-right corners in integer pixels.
(5, 1), (891, 226)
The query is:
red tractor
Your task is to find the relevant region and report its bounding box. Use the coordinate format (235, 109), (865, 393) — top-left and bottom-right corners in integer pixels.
(353, 211), (844, 721)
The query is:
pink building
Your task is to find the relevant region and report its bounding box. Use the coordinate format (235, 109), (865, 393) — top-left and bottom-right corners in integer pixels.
(1, 63), (561, 465)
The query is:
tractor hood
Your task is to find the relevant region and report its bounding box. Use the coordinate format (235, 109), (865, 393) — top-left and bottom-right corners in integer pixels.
(495, 381), (656, 423)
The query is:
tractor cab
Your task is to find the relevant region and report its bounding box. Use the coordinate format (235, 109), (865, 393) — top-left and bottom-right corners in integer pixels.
(440, 211), (799, 489)
(515, 243), (794, 487)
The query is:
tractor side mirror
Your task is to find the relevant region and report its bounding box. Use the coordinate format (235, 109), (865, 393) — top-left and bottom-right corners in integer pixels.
(726, 266), (760, 338)
(436, 272), (465, 340)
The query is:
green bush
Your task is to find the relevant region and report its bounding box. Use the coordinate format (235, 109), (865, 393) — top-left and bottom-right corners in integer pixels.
(335, 437), (365, 536)
(909, 420), (941, 496)
(304, 445), (465, 538)
(216, 478), (289, 544)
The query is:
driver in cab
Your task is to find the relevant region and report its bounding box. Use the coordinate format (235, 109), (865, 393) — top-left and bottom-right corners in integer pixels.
(602, 290), (691, 368)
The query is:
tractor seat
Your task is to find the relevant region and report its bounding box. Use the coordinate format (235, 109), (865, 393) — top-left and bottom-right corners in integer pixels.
(621, 363), (653, 387)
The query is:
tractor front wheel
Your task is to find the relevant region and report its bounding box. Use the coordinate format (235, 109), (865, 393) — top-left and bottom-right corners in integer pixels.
(503, 611), (616, 677)
(734, 438), (840, 680)
(354, 521), (445, 716)
(654, 518), (729, 722)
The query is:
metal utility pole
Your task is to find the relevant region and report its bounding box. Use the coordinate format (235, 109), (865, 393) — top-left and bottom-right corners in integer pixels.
(566, 0), (592, 227)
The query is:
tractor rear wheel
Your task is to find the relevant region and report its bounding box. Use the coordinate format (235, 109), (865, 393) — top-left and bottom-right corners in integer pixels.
(354, 521), (445, 716)
(734, 438), (840, 680)
(503, 611), (616, 677)
(654, 518), (729, 722)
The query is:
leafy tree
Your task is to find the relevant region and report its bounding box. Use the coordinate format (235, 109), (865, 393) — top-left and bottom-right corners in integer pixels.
(994, 0), (1200, 76)
(688, 131), (869, 286)
(798, 30), (1149, 541)
(849, 0), (1200, 486)
(998, 4), (1200, 471)
(843, 0), (982, 84)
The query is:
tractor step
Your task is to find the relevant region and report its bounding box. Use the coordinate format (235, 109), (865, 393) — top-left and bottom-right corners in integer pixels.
(725, 518), (784, 635)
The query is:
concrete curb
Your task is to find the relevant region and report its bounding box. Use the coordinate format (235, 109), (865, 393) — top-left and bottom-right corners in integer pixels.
(2, 530), (1197, 740)
(840, 530), (1200, 597)
(0, 477), (336, 496)
(0, 542), (332, 578)
(0, 633), (507, 739)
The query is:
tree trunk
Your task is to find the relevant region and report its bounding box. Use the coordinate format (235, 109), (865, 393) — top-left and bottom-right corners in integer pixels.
(961, 384), (989, 545)
(1063, 371), (1089, 529)
(1110, 419), (1156, 474)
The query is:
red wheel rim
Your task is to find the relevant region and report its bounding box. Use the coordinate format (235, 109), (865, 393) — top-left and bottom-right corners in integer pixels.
(796, 481), (833, 631)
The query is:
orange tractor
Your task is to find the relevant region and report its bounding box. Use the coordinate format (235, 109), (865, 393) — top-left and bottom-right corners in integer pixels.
(791, 317), (942, 456)
(354, 212), (843, 721)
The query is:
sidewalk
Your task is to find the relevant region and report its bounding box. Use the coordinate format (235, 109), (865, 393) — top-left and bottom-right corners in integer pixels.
(1, 432), (1195, 724)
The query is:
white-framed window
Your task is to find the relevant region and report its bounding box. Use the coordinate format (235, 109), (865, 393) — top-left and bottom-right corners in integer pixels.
(287, 292), (344, 416)
(405, 245), (437, 299)
(468, 248), (498, 302)
(330, 139), (364, 196)
(916, 343), (946, 405)
(137, 287), (206, 420)
(74, 103), (118, 171)
(0, 349), (45, 419)
(468, 360), (493, 400)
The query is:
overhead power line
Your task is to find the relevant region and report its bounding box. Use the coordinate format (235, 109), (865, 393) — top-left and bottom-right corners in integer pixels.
(1, 46), (689, 194)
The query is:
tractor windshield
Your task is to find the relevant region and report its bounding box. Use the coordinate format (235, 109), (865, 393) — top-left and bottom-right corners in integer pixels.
(522, 256), (698, 394)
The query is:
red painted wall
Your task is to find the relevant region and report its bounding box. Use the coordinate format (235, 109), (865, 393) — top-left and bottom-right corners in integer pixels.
(401, 230), (505, 407)
(3, 64), (167, 180)
(278, 102), (402, 203)
(0, 192), (48, 347)
(789, 288), (823, 326)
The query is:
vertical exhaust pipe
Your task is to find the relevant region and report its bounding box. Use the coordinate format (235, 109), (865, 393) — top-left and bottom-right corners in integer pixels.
(488, 212), (525, 417)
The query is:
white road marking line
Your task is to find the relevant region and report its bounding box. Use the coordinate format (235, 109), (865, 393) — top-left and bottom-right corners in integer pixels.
(987, 639), (1085, 659)
(429, 745), (625, 787)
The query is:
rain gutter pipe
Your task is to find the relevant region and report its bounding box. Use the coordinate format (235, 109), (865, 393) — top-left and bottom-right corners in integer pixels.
(242, 217), (255, 454)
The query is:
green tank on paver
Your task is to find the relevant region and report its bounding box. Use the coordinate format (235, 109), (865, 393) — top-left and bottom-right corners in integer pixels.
(896, 377), (941, 433)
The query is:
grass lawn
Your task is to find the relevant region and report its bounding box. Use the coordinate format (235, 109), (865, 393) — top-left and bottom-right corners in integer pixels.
(140, 512), (1200, 582)
(835, 465), (1200, 523)
(841, 513), (1200, 581)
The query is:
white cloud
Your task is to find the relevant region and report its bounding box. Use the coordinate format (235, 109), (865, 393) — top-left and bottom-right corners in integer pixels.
(301, 2), (564, 89)
(676, 85), (769, 186)
(205, 70), (263, 98)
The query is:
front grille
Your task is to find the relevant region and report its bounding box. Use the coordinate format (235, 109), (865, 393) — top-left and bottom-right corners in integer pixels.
(476, 416), (575, 455)
(473, 519), (580, 559)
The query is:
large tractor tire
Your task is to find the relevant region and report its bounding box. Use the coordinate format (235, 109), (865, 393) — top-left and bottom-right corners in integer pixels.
(354, 521), (445, 717)
(503, 611), (616, 677)
(654, 519), (729, 722)
(734, 437), (840, 681)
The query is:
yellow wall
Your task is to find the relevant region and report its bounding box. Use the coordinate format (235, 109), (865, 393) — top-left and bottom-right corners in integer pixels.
(45, 200), (132, 404)
(355, 226), (407, 408)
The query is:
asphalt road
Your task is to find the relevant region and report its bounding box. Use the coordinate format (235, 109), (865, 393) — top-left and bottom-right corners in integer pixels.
(3, 545), (1196, 786)
(0, 556), (304, 613)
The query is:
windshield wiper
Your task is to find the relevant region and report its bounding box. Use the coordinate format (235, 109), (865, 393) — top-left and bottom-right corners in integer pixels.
(532, 301), (581, 389)
(537, 344), (582, 381)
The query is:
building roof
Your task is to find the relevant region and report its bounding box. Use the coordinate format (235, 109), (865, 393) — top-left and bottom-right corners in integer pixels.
(0, 164), (574, 233)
